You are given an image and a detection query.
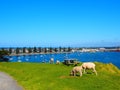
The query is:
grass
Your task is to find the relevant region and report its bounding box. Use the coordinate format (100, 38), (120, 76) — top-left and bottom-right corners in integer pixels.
(0, 62), (120, 90)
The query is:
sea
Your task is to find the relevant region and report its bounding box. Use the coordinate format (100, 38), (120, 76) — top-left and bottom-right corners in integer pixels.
(9, 51), (120, 68)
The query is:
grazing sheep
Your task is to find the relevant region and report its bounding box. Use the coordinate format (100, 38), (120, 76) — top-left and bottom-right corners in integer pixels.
(81, 62), (97, 75)
(70, 66), (83, 77)
(56, 60), (60, 64)
(49, 58), (54, 64)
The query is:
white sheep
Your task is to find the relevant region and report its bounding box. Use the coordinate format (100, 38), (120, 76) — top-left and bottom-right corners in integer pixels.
(56, 60), (60, 64)
(81, 62), (97, 75)
(49, 58), (54, 64)
(70, 66), (83, 77)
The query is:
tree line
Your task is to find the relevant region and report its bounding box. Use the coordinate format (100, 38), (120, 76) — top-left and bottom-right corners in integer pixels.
(0, 47), (73, 55)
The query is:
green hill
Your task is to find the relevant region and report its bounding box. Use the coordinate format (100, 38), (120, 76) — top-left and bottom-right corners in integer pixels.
(0, 62), (120, 90)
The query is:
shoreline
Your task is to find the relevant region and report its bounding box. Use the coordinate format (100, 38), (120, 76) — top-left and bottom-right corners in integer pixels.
(9, 52), (72, 56)
(9, 50), (120, 56)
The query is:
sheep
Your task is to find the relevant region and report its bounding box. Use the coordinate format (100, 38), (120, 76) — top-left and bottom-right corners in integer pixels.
(56, 60), (60, 64)
(81, 62), (97, 75)
(49, 58), (54, 64)
(70, 66), (83, 77)
(70, 62), (97, 77)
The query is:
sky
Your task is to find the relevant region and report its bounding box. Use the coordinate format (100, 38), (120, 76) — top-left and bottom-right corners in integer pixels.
(0, 0), (120, 47)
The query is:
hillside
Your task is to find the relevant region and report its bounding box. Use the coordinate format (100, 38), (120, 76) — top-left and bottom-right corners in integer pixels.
(0, 62), (120, 90)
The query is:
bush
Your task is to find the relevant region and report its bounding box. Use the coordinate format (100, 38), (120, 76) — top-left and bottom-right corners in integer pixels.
(0, 50), (9, 62)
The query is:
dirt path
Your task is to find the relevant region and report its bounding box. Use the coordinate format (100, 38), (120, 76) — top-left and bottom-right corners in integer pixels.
(0, 72), (23, 90)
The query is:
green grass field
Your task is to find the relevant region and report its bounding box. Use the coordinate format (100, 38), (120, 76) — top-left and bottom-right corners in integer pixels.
(0, 62), (120, 90)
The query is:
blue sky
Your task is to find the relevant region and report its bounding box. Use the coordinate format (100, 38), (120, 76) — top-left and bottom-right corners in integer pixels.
(0, 0), (120, 47)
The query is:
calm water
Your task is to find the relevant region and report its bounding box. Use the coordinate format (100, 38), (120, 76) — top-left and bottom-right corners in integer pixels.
(9, 52), (120, 68)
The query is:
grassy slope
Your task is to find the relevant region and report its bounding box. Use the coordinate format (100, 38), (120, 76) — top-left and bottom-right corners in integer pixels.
(0, 62), (120, 90)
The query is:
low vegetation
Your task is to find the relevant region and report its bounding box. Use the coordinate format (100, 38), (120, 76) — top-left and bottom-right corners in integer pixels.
(0, 62), (120, 90)
(0, 50), (9, 62)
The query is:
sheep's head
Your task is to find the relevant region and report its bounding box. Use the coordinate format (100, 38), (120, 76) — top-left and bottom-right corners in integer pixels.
(70, 70), (74, 76)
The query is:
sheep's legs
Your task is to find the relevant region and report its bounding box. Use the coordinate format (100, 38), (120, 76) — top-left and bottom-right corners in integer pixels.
(73, 72), (76, 76)
(79, 71), (82, 77)
(83, 69), (86, 74)
(93, 68), (97, 75)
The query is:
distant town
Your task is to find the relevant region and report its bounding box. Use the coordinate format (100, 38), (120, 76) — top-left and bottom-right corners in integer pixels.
(0, 46), (120, 56)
